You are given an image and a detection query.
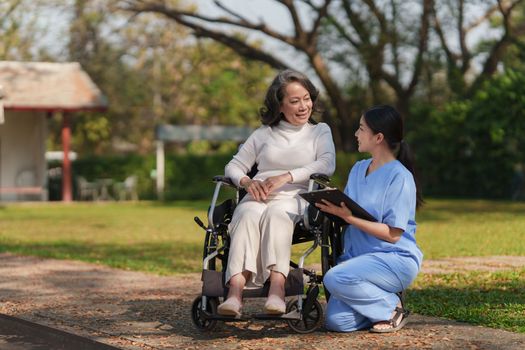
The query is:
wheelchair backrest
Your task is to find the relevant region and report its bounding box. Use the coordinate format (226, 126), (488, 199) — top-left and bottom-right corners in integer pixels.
(208, 198), (236, 229)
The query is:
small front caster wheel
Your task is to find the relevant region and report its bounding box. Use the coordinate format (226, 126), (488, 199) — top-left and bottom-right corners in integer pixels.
(286, 298), (323, 334)
(191, 296), (218, 331)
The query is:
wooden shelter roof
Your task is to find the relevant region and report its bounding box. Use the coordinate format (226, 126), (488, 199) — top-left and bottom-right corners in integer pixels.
(0, 61), (107, 112)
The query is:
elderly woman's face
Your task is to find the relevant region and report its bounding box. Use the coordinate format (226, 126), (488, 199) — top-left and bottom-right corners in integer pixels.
(280, 82), (312, 126)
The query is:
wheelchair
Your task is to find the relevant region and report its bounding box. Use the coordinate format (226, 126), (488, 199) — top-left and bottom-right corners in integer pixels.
(190, 173), (344, 333)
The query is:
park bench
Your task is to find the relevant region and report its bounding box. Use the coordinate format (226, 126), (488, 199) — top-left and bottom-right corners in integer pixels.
(0, 186), (47, 201)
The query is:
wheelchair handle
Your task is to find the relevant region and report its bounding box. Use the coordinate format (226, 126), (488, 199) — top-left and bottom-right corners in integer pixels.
(310, 173), (330, 182)
(194, 216), (206, 230)
(212, 176), (237, 188)
(309, 173), (331, 189)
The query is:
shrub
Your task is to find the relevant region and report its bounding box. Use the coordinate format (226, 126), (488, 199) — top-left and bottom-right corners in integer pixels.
(410, 69), (525, 198)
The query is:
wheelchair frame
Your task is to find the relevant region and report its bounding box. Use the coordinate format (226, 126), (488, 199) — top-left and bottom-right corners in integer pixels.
(191, 173), (341, 333)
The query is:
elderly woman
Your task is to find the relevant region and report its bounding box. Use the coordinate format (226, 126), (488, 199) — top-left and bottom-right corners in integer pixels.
(217, 69), (336, 316)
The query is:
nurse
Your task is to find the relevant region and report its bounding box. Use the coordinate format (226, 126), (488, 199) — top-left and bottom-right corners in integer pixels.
(315, 105), (424, 333)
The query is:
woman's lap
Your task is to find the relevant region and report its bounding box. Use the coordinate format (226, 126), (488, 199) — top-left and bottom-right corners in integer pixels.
(226, 195), (306, 284)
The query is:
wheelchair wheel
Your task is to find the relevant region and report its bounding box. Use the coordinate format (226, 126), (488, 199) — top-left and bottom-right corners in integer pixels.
(191, 296), (218, 331)
(321, 218), (337, 301)
(320, 218), (334, 276)
(286, 298), (323, 334)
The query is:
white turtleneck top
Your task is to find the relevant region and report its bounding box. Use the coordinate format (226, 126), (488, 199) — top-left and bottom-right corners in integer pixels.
(225, 121), (336, 195)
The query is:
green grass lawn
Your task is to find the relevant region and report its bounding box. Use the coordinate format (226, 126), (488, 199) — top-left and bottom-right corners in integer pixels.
(0, 201), (209, 274)
(0, 199), (524, 332)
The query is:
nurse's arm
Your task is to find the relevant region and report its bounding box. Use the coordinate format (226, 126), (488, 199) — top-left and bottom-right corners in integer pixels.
(346, 215), (403, 243)
(316, 200), (403, 243)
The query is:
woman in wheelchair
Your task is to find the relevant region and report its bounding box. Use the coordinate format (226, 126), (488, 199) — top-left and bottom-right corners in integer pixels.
(315, 105), (423, 333)
(217, 69), (336, 316)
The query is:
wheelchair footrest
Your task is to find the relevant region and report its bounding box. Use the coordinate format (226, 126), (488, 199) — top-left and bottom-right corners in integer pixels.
(200, 311), (250, 322)
(203, 310), (302, 322)
(201, 268), (304, 298)
(253, 310), (301, 321)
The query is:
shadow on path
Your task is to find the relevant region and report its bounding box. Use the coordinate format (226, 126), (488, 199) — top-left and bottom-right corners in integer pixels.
(1, 253), (524, 350)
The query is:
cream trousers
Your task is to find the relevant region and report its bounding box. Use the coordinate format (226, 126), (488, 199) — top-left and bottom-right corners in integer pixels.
(225, 193), (306, 287)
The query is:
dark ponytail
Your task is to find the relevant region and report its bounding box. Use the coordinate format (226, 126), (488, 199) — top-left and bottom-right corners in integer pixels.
(363, 105), (424, 208)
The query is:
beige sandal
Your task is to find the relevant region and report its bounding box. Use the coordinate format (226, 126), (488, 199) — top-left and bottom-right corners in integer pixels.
(369, 307), (410, 333)
(217, 297), (242, 316)
(264, 295), (286, 314)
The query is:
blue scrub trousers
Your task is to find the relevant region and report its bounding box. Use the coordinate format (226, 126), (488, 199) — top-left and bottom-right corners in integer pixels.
(323, 252), (419, 332)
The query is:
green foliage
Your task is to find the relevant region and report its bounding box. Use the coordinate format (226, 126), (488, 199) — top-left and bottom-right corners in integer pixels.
(410, 69), (525, 198)
(332, 152), (365, 188)
(49, 151), (364, 201)
(49, 152), (237, 201)
(162, 38), (273, 128)
(163, 153), (235, 200)
(186, 140), (212, 155)
(38, 4), (276, 156)
(0, 0), (46, 60)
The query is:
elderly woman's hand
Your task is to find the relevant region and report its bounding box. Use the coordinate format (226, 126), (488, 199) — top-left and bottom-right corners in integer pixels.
(315, 199), (353, 222)
(240, 177), (270, 201)
(263, 173), (292, 194)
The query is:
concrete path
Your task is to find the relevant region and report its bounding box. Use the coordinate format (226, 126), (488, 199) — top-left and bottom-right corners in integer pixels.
(0, 253), (524, 350)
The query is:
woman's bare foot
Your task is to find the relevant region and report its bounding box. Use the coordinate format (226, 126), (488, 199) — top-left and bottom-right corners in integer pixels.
(264, 271), (286, 314)
(217, 271), (249, 316)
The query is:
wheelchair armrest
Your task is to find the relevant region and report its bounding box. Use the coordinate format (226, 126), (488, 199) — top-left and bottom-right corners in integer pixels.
(309, 173), (331, 188)
(212, 175), (238, 188)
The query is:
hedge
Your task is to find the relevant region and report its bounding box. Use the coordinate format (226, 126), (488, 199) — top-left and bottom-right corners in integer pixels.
(48, 152), (363, 201)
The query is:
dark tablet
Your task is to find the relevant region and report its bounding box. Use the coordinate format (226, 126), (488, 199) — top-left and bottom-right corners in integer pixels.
(300, 188), (377, 222)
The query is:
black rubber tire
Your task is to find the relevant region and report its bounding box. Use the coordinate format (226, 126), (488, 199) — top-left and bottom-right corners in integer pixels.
(286, 298), (324, 334)
(191, 296), (218, 331)
(321, 218), (337, 301)
(320, 218), (334, 275)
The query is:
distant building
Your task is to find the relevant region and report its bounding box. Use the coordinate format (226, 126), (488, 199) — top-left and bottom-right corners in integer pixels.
(0, 61), (107, 201)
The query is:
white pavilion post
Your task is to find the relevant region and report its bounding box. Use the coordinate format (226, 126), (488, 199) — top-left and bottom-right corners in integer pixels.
(156, 140), (165, 200)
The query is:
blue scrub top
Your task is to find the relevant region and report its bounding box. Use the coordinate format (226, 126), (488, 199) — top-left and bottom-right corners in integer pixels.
(340, 159), (423, 268)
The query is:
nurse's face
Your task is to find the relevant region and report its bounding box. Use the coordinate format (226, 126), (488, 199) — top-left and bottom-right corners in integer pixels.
(354, 116), (377, 153)
(280, 82), (313, 126)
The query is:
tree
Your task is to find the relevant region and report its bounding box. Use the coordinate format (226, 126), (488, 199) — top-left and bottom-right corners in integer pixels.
(120, 0), (434, 150)
(431, 0), (525, 97)
(120, 14), (274, 128)
(120, 0), (525, 151)
(410, 68), (525, 198)
(44, 0), (275, 154)
(0, 0), (52, 60)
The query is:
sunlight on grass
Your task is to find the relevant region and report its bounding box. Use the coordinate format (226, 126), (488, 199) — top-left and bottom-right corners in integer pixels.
(0, 202), (207, 274)
(409, 269), (525, 333)
(0, 199), (524, 332)
(1, 199), (524, 273)
(417, 199), (525, 258)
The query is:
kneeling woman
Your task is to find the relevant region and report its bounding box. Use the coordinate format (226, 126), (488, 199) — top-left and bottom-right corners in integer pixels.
(316, 105), (423, 333)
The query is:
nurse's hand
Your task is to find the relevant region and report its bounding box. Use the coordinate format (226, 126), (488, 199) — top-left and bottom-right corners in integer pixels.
(315, 199), (353, 221)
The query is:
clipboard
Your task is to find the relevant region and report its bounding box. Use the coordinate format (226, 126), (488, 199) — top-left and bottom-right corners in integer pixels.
(299, 188), (377, 222)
